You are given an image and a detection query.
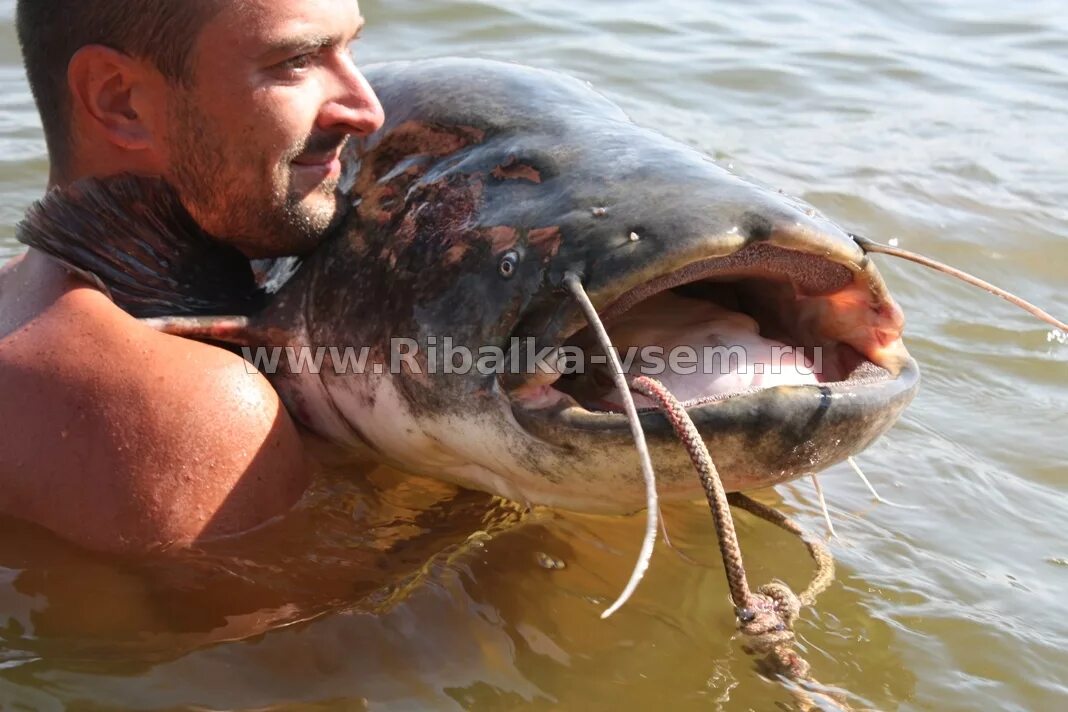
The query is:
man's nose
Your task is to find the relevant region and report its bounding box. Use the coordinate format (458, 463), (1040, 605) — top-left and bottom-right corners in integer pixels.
(318, 54), (385, 136)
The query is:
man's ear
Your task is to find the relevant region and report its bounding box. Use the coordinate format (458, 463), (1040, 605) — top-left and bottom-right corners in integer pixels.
(67, 45), (162, 151)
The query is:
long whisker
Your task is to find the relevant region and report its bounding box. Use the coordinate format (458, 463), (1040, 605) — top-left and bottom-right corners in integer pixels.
(658, 505), (704, 567)
(852, 234), (1067, 332)
(810, 475), (838, 539)
(847, 457), (921, 510)
(563, 272), (659, 620)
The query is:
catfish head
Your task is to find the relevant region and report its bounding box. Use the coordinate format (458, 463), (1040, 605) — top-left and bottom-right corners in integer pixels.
(277, 58), (918, 510)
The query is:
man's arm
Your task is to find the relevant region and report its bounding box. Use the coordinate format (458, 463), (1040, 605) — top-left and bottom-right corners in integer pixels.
(0, 274), (310, 554)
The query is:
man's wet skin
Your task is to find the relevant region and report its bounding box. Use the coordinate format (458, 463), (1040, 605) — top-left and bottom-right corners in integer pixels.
(0, 464), (498, 650)
(0, 0), (384, 554)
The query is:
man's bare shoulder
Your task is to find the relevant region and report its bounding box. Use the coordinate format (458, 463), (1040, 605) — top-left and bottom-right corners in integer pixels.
(0, 252), (310, 554)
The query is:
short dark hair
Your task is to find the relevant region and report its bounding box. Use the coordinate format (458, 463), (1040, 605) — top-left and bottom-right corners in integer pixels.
(16, 0), (223, 170)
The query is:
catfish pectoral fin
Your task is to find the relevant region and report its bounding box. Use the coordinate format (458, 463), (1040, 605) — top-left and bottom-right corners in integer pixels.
(16, 174), (265, 318)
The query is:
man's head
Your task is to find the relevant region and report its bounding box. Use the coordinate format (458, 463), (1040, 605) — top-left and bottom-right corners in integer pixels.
(17, 0), (384, 257)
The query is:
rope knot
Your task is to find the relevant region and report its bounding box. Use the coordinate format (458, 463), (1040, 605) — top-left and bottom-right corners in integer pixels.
(757, 581), (802, 627)
(737, 592), (795, 654)
(736, 583), (811, 680)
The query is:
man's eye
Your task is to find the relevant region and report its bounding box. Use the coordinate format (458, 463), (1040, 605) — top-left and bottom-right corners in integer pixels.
(278, 53), (315, 72)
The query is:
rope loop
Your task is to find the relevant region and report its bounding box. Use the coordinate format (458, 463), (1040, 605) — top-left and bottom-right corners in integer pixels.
(756, 581), (803, 628)
(630, 376), (829, 687)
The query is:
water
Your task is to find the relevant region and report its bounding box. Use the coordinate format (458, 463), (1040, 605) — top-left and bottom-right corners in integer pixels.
(1, 0), (1066, 709)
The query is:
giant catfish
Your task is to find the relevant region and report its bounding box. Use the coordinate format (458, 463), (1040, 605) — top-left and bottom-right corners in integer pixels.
(18, 58), (918, 513)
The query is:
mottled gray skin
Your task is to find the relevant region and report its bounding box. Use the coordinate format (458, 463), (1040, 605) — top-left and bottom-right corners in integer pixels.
(248, 58), (919, 510)
(18, 58), (919, 512)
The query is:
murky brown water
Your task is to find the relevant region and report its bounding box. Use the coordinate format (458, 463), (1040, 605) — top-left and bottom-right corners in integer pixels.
(1, 0), (1066, 709)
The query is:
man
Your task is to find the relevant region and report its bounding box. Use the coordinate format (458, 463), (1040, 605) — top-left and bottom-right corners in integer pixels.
(0, 0), (384, 553)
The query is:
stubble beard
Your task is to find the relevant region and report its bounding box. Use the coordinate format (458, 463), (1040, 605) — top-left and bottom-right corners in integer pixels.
(166, 95), (342, 258)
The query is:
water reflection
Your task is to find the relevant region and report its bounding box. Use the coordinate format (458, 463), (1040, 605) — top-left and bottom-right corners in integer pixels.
(1, 470), (919, 709)
(0, 466), (516, 660)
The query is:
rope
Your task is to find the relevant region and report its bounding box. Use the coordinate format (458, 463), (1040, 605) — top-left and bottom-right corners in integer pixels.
(562, 278), (846, 707)
(630, 376), (836, 686)
(726, 493), (836, 609)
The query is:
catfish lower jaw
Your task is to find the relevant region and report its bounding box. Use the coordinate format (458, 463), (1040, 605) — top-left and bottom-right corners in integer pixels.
(508, 357), (920, 494)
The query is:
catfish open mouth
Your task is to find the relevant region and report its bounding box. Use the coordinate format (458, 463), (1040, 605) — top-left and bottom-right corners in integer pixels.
(507, 241), (911, 421)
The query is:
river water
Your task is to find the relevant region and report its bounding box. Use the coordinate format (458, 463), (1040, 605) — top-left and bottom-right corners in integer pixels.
(1, 0), (1066, 709)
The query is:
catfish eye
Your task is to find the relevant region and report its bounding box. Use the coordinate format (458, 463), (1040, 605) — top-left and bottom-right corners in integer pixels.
(499, 250), (520, 279)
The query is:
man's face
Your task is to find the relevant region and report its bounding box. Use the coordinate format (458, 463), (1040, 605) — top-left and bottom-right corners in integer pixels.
(163, 0), (384, 258)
